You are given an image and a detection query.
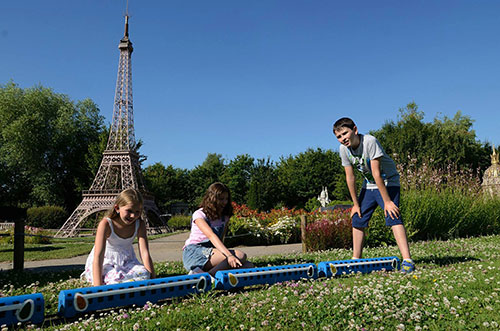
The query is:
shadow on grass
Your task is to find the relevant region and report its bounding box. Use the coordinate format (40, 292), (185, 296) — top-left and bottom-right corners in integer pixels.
(0, 245), (64, 253)
(0, 267), (84, 288)
(415, 255), (480, 266)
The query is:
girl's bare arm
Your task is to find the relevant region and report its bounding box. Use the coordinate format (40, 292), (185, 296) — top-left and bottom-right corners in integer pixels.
(137, 220), (155, 278)
(92, 219), (110, 286)
(195, 218), (242, 268)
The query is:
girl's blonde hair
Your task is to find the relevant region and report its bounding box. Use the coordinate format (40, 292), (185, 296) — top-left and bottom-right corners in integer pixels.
(106, 188), (144, 219)
(199, 182), (233, 221)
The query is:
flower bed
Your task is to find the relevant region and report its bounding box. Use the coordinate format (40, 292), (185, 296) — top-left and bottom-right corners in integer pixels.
(226, 203), (302, 246)
(226, 203), (353, 249)
(303, 209), (352, 251)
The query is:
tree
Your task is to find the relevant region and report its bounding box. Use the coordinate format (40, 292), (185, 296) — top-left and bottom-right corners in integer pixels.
(275, 148), (343, 209)
(430, 112), (490, 170)
(78, 125), (109, 192)
(143, 162), (190, 212)
(247, 158), (279, 211)
(188, 153), (226, 205)
(0, 82), (105, 210)
(371, 102), (490, 171)
(221, 154), (254, 204)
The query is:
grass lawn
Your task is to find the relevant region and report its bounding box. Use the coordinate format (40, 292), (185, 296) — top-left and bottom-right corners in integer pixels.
(0, 235), (499, 330)
(0, 242), (94, 262)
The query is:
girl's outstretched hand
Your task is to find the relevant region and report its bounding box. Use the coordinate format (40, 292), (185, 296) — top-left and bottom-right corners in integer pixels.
(227, 255), (242, 268)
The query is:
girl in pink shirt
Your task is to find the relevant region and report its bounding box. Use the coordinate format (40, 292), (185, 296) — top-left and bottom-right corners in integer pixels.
(182, 182), (254, 275)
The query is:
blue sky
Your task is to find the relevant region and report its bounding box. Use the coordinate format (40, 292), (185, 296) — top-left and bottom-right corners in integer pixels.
(2, 1), (499, 170)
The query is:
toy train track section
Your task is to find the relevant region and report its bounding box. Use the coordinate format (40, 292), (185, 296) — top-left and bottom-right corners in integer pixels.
(0, 293), (44, 326)
(58, 274), (211, 318)
(317, 256), (400, 278)
(0, 256), (402, 327)
(214, 263), (317, 290)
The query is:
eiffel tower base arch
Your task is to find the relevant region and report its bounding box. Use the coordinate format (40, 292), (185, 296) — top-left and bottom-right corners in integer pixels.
(56, 190), (167, 238)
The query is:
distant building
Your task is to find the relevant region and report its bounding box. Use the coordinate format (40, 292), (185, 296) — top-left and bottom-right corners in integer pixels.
(170, 202), (190, 215)
(482, 145), (500, 198)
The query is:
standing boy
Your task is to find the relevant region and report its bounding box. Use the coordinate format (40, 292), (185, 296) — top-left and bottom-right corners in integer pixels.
(333, 117), (415, 273)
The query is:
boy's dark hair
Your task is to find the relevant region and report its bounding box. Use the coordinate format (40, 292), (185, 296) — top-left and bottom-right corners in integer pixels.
(333, 117), (356, 133)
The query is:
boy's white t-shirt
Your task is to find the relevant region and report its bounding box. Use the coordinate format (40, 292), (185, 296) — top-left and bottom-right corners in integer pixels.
(339, 134), (400, 189)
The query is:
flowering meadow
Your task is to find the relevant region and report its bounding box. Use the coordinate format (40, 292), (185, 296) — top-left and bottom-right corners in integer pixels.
(1, 234), (499, 330)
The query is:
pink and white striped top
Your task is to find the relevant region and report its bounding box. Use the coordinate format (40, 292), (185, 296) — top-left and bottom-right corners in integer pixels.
(183, 208), (227, 249)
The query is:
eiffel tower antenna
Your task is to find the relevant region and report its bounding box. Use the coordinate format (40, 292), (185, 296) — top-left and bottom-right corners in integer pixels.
(56, 13), (167, 237)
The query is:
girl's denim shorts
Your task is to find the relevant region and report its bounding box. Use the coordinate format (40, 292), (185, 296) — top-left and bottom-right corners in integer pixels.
(182, 243), (213, 272)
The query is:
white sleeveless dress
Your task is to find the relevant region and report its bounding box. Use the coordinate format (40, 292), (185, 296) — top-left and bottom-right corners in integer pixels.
(81, 218), (150, 285)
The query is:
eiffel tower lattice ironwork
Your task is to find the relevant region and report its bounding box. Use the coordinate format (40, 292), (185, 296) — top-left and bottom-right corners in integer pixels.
(56, 15), (166, 237)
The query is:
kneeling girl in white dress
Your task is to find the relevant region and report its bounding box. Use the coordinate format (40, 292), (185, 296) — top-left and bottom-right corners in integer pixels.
(81, 188), (156, 286)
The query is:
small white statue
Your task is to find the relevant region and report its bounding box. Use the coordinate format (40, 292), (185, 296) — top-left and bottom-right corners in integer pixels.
(317, 186), (330, 208)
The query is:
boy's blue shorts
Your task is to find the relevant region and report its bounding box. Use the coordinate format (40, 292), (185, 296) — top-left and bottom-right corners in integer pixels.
(351, 186), (403, 228)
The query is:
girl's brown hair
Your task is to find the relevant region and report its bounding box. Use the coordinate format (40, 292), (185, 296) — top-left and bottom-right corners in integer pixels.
(199, 182), (233, 221)
(106, 188), (144, 219)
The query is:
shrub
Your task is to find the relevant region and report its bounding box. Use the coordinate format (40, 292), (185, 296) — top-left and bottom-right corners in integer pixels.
(363, 188), (500, 245)
(0, 226), (52, 244)
(328, 200), (353, 206)
(364, 208), (395, 247)
(303, 209), (352, 251)
(305, 197), (320, 212)
(397, 156), (482, 194)
(402, 189), (500, 241)
(226, 216), (268, 246)
(167, 215), (191, 230)
(229, 191), (500, 250)
(27, 206), (67, 229)
(267, 216), (300, 244)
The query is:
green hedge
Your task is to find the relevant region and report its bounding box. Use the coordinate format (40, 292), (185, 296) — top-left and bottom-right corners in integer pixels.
(0, 227), (52, 244)
(167, 215), (191, 230)
(26, 206), (67, 229)
(363, 189), (500, 247)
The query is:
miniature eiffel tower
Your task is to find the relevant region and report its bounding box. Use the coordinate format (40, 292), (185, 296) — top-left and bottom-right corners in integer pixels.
(56, 15), (166, 237)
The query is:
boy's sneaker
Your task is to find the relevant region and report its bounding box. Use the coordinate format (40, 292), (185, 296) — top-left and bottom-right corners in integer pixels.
(401, 259), (415, 273)
(188, 267), (204, 275)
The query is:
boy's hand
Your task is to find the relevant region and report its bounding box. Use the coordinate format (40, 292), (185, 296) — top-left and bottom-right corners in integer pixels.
(350, 205), (362, 218)
(384, 201), (400, 219)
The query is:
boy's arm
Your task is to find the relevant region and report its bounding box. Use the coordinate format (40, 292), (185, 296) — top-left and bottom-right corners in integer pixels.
(371, 158), (399, 219)
(344, 165), (361, 218)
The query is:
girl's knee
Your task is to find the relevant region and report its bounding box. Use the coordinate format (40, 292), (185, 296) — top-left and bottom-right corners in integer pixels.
(232, 249), (247, 262)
